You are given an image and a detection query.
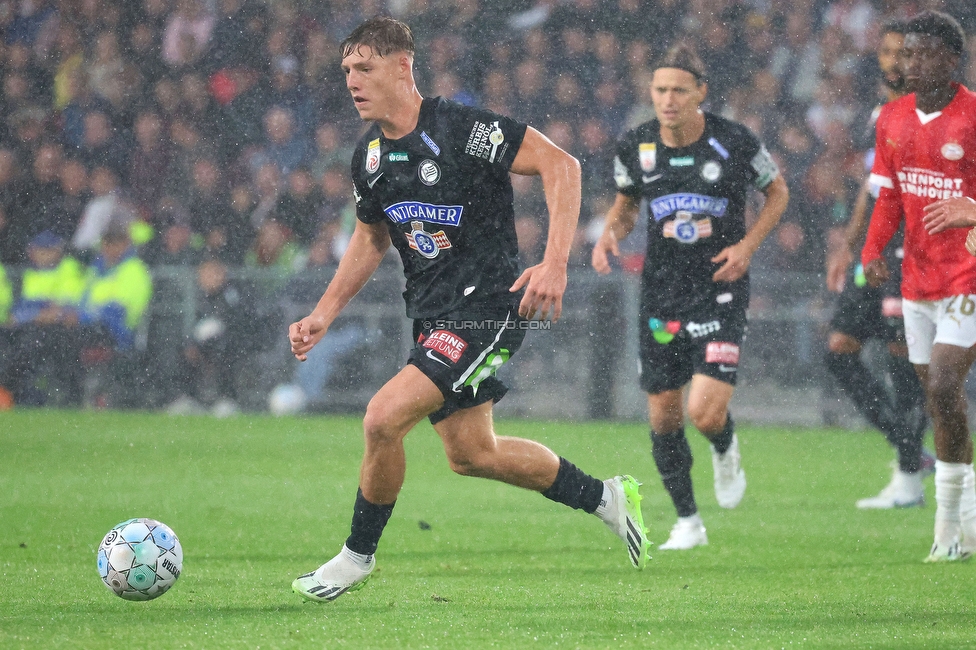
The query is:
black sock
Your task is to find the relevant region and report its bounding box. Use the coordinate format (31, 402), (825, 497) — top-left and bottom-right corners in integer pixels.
(651, 429), (697, 518)
(824, 350), (899, 436)
(344, 488), (395, 556)
(708, 414), (734, 454)
(541, 457), (605, 513)
(888, 355), (926, 473)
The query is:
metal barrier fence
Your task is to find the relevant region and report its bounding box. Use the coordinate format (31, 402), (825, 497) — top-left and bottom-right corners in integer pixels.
(140, 264), (845, 425)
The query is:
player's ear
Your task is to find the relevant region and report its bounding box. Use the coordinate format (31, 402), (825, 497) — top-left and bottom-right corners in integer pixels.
(696, 81), (708, 104)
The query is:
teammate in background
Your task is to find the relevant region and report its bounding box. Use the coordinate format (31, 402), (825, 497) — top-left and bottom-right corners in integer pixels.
(289, 17), (649, 603)
(861, 11), (976, 562)
(824, 19), (933, 510)
(592, 44), (788, 550)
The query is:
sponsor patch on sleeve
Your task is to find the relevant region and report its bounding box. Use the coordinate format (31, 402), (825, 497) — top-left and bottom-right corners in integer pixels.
(705, 342), (739, 365)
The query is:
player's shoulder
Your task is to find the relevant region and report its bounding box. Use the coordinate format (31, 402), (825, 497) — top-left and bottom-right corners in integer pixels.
(618, 119), (660, 148)
(877, 93), (915, 122)
(953, 83), (976, 106)
(705, 112), (758, 143)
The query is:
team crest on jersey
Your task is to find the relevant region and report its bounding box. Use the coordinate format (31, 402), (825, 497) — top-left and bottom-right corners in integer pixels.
(366, 138), (381, 174)
(639, 143), (656, 172)
(942, 143), (964, 161)
(663, 211), (712, 243)
(406, 220), (452, 259)
(418, 159), (441, 186)
(701, 161), (722, 182)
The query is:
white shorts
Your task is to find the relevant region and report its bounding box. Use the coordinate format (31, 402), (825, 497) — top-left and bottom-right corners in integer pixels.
(902, 296), (976, 365)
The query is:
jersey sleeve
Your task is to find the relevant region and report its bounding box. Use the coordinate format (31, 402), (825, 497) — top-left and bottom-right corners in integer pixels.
(350, 146), (385, 225)
(612, 132), (641, 200)
(861, 108), (901, 265)
(736, 125), (779, 190)
(453, 103), (527, 173)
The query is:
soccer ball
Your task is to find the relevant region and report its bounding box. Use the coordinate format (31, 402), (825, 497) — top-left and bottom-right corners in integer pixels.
(97, 518), (183, 601)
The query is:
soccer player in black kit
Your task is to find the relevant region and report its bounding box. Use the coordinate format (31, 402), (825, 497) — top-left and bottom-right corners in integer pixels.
(592, 44), (789, 550)
(289, 17), (649, 602)
(824, 19), (933, 510)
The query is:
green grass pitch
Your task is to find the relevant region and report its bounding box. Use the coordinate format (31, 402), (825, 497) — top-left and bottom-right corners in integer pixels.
(2, 409), (975, 648)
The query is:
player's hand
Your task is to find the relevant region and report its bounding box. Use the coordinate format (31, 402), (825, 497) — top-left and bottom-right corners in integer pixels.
(591, 230), (619, 275)
(922, 197), (976, 234)
(711, 242), (752, 283)
(510, 260), (567, 321)
(967, 226), (976, 257)
(826, 247), (853, 293)
(289, 314), (328, 361)
(863, 258), (889, 288)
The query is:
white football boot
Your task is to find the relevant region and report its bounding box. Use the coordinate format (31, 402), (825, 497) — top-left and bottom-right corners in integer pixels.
(712, 434), (746, 509)
(292, 545), (374, 602)
(659, 514), (708, 550)
(856, 466), (925, 509)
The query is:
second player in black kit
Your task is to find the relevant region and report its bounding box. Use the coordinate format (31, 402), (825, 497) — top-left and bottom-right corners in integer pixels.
(613, 113), (779, 392)
(594, 44), (788, 551)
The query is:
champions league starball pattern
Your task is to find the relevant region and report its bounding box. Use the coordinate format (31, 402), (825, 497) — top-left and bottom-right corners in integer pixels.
(97, 518), (182, 601)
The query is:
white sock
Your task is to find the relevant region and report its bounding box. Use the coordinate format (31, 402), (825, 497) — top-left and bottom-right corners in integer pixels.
(595, 482), (614, 522)
(340, 545), (374, 571)
(959, 464), (976, 547)
(678, 513), (703, 526)
(934, 461), (966, 547)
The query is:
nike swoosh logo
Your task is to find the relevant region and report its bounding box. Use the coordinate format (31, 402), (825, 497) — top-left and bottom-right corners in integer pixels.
(426, 349), (450, 367)
(642, 173), (663, 183)
(367, 173), (384, 188)
(718, 365), (737, 372)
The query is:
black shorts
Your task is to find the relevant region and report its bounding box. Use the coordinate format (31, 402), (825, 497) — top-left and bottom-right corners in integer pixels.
(829, 264), (904, 343)
(639, 307), (747, 395)
(408, 305), (526, 425)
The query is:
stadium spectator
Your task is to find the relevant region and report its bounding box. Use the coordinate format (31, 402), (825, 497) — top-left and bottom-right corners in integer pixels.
(161, 0), (215, 70)
(72, 165), (136, 254)
(3, 230), (86, 406)
(166, 257), (254, 416)
(127, 109), (172, 217)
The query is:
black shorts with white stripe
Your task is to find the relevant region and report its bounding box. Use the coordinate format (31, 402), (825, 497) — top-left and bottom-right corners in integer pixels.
(408, 302), (527, 425)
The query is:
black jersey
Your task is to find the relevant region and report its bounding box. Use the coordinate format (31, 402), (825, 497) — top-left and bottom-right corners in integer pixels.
(614, 112), (779, 319)
(351, 97), (528, 319)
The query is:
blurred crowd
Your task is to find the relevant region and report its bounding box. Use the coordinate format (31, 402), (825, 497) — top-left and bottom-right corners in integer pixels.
(0, 0), (974, 410)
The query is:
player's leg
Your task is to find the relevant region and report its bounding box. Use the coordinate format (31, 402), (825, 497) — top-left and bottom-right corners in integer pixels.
(648, 388), (707, 550)
(432, 402), (650, 568)
(686, 374), (745, 510)
(293, 366), (444, 601)
(925, 340), (976, 561)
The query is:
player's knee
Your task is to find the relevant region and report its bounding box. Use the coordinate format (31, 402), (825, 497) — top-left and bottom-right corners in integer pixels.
(446, 449), (489, 477)
(362, 400), (402, 445)
(926, 371), (960, 415)
(688, 407), (725, 435)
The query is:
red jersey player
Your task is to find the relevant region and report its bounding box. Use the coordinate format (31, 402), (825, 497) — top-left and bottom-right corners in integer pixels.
(862, 10), (976, 562)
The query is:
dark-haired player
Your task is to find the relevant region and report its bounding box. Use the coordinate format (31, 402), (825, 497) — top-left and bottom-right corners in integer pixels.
(289, 16), (649, 602)
(824, 19), (933, 510)
(592, 44), (788, 550)
(862, 10), (976, 561)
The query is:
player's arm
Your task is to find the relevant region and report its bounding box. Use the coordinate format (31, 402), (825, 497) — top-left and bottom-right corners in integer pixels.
(508, 126), (581, 322)
(712, 174), (789, 283)
(826, 180), (872, 292)
(289, 219), (391, 361)
(921, 196), (976, 234)
(592, 192), (641, 275)
(861, 185), (901, 287)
